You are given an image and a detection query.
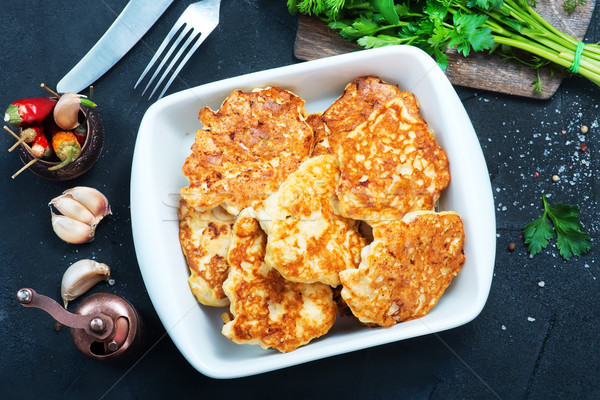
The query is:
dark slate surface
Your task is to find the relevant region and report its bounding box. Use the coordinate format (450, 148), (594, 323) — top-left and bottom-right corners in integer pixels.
(1, 1), (599, 398)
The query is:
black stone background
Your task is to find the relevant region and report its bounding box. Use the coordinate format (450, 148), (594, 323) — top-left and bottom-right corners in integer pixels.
(1, 1), (599, 398)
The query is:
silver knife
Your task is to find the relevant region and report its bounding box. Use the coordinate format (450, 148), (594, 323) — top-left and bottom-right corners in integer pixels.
(57, 0), (174, 94)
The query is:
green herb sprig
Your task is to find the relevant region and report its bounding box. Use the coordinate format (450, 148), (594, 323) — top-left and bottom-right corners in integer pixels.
(288, 0), (600, 91)
(563, 0), (586, 14)
(524, 195), (592, 260)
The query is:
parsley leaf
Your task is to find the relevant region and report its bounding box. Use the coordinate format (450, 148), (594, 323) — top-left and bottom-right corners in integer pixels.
(358, 34), (407, 48)
(373, 0), (400, 24)
(547, 201), (592, 260)
(524, 208), (554, 257)
(524, 195), (592, 260)
(335, 15), (382, 39)
(448, 12), (494, 57)
(467, 0), (503, 11)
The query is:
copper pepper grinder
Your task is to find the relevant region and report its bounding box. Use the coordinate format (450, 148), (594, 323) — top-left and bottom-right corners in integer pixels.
(16, 288), (143, 362)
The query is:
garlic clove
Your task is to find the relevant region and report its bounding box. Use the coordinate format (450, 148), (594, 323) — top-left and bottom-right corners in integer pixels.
(53, 93), (83, 130)
(53, 93), (96, 131)
(61, 259), (110, 308)
(62, 186), (111, 220)
(51, 211), (95, 244)
(49, 194), (95, 225)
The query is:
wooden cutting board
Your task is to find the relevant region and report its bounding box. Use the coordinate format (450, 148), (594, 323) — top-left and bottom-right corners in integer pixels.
(294, 1), (596, 99)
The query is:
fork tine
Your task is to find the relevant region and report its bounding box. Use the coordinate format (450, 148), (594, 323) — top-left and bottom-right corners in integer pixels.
(155, 29), (212, 99)
(137, 0), (222, 99)
(134, 19), (186, 89)
(141, 24), (189, 96)
(148, 29), (202, 100)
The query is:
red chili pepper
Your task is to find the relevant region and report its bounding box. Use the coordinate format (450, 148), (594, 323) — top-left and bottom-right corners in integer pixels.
(73, 123), (87, 145)
(4, 97), (57, 127)
(30, 130), (53, 159)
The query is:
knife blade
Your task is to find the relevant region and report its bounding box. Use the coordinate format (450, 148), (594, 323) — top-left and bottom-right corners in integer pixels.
(57, 0), (174, 94)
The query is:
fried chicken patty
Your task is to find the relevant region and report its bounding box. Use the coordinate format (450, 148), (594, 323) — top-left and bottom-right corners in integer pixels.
(339, 211), (465, 327)
(178, 200), (235, 307)
(222, 209), (337, 352)
(313, 76), (403, 156)
(335, 91), (450, 222)
(181, 87), (314, 215)
(257, 155), (366, 286)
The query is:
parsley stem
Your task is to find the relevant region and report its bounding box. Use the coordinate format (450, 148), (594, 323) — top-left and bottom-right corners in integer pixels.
(493, 36), (600, 85)
(542, 194), (550, 211)
(505, 0), (577, 47)
(492, 36), (562, 66)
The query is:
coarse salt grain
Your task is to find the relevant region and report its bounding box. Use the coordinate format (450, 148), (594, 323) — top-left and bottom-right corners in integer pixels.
(528, 317), (536, 322)
(538, 281), (545, 287)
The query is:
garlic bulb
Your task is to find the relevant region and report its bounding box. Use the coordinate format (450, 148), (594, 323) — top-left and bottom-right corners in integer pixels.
(61, 259), (110, 307)
(49, 186), (111, 244)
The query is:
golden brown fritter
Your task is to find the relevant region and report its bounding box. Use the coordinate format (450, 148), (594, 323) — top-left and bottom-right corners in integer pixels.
(222, 209), (337, 352)
(306, 112), (331, 156)
(335, 92), (450, 223)
(339, 211), (465, 327)
(178, 199), (235, 307)
(256, 155), (366, 287)
(317, 76), (403, 155)
(180, 87), (314, 215)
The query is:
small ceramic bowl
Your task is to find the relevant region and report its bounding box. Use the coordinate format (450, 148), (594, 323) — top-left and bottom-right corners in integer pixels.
(17, 106), (104, 181)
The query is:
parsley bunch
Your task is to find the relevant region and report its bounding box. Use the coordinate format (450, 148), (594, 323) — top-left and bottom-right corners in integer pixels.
(288, 0), (600, 90)
(524, 195), (592, 260)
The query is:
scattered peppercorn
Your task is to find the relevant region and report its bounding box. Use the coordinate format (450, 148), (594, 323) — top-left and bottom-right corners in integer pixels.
(580, 125), (589, 134)
(508, 242), (516, 251)
(54, 322), (62, 332)
(580, 143), (587, 152)
(552, 175), (560, 182)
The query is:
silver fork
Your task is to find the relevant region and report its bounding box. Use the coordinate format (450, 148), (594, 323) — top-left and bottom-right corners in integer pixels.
(135, 0), (221, 100)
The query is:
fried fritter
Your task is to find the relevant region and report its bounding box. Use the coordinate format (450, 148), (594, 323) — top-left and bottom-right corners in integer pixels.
(335, 92), (450, 222)
(180, 87), (314, 215)
(256, 155), (365, 286)
(339, 211), (465, 327)
(178, 199), (235, 307)
(222, 209), (337, 352)
(317, 76), (403, 155)
(306, 112), (331, 156)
